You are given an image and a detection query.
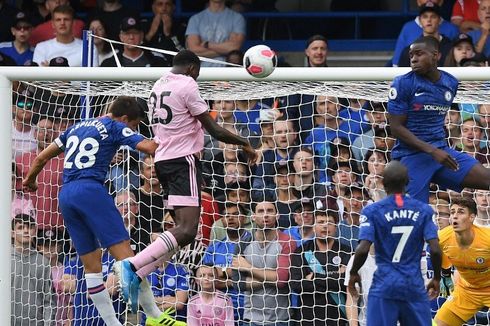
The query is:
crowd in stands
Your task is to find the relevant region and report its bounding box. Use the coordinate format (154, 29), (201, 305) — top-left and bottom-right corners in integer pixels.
(5, 0), (490, 325)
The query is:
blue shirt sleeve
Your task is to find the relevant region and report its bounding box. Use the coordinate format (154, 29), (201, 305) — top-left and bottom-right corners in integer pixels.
(185, 14), (200, 36)
(387, 76), (410, 115)
(392, 23), (411, 66)
(358, 207), (375, 243)
(202, 244), (215, 265)
(423, 206), (438, 241)
(113, 122), (145, 150)
(232, 12), (246, 35)
(54, 124), (75, 150)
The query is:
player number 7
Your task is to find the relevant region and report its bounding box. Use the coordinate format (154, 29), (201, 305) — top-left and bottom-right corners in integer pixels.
(391, 226), (414, 263)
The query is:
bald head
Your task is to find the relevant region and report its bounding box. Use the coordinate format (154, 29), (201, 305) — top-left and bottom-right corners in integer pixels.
(382, 161), (409, 193)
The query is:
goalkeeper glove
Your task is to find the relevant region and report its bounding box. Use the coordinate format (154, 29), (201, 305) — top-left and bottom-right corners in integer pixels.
(440, 276), (454, 298)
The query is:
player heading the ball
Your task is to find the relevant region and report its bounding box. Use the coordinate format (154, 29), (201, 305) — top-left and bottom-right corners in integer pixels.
(119, 49), (257, 315)
(387, 35), (490, 202)
(22, 97), (165, 326)
(348, 160), (443, 326)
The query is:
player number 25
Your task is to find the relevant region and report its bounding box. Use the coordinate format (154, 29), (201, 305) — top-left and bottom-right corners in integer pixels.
(64, 135), (99, 169)
(148, 91), (173, 125)
(391, 226), (414, 263)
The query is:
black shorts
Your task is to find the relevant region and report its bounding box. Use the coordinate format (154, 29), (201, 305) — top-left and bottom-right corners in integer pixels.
(155, 154), (202, 207)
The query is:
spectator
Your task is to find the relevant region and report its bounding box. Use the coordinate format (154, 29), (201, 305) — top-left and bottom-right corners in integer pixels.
(89, 0), (134, 41)
(0, 0), (19, 42)
(328, 161), (359, 201)
(101, 16), (170, 67)
(344, 244), (376, 326)
(29, 0), (85, 47)
(61, 250), (124, 326)
(187, 264), (235, 326)
(226, 49), (243, 65)
(12, 89), (37, 159)
(88, 17), (114, 64)
(0, 12), (34, 66)
(284, 200), (316, 247)
(469, 0), (490, 56)
(398, 3), (453, 67)
(291, 147), (328, 205)
(16, 117), (64, 229)
(338, 185), (369, 252)
(115, 191), (148, 253)
(142, 233), (189, 324)
(451, 0), (480, 33)
(474, 189), (490, 225)
(290, 210), (350, 326)
(202, 202), (252, 322)
(351, 101), (388, 161)
(274, 163), (301, 229)
(33, 5), (98, 67)
(36, 228), (72, 326)
(11, 161), (36, 219)
(444, 33), (476, 66)
(446, 104), (462, 147)
(200, 185), (221, 247)
(132, 155), (164, 246)
(233, 98), (274, 136)
(11, 214), (56, 326)
(459, 51), (488, 65)
(252, 119), (298, 201)
(362, 149), (389, 201)
(231, 201), (296, 326)
(186, 0), (246, 66)
(456, 117), (490, 164)
(143, 0), (186, 63)
(256, 107), (281, 154)
(338, 98), (370, 139)
(391, 0), (459, 66)
(304, 34), (328, 67)
(372, 126), (395, 152)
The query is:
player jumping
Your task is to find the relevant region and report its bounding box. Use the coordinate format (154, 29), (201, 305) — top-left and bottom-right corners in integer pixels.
(23, 97), (166, 326)
(435, 197), (490, 326)
(348, 160), (443, 326)
(388, 35), (490, 202)
(119, 50), (257, 313)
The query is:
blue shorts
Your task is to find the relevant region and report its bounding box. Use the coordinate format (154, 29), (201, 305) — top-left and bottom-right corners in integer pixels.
(367, 296), (431, 326)
(59, 180), (129, 255)
(399, 148), (478, 202)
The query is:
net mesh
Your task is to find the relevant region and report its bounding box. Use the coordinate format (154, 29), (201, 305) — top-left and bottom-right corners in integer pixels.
(10, 77), (490, 325)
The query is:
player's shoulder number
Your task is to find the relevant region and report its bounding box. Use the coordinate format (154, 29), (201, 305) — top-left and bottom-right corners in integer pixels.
(149, 90), (173, 125)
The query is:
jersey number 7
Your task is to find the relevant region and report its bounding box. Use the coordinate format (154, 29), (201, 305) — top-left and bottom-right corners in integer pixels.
(391, 226), (414, 263)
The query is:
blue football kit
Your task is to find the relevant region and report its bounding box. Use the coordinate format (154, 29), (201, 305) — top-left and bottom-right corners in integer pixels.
(387, 70), (478, 202)
(55, 116), (144, 255)
(359, 194), (438, 326)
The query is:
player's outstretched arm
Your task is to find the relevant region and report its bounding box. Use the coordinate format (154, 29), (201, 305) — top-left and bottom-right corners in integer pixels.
(135, 139), (159, 156)
(348, 240), (371, 298)
(426, 238), (442, 300)
(23, 142), (63, 192)
(197, 112), (257, 165)
(389, 114), (459, 170)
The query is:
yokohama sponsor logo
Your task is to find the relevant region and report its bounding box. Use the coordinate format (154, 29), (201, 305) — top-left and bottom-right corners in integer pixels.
(423, 105), (450, 112)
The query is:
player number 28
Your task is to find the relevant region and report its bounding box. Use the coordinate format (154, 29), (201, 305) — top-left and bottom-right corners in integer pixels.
(64, 135), (99, 169)
(148, 91), (173, 125)
(391, 226), (414, 263)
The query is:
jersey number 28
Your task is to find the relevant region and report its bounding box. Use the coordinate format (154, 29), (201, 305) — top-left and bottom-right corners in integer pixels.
(391, 226), (414, 263)
(64, 135), (99, 169)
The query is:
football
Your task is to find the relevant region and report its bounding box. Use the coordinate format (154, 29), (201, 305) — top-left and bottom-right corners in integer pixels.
(243, 45), (277, 78)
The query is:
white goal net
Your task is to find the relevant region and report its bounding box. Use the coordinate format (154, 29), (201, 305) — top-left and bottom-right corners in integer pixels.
(6, 67), (490, 325)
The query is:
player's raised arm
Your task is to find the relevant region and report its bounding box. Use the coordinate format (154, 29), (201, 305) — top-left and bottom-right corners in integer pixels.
(23, 142), (63, 192)
(197, 111), (257, 165)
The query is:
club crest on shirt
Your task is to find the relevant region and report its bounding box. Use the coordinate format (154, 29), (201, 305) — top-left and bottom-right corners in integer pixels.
(332, 255), (342, 265)
(214, 307), (223, 316)
(388, 87), (397, 100)
(166, 277), (176, 287)
(122, 127), (134, 137)
(476, 257), (485, 264)
(444, 91), (452, 102)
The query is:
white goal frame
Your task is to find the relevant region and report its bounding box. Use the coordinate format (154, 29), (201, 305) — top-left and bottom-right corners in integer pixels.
(2, 66), (490, 324)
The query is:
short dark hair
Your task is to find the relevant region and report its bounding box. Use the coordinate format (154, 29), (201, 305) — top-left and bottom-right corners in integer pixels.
(53, 4), (75, 19)
(173, 50), (201, 68)
(223, 201), (248, 216)
(12, 214), (36, 230)
(451, 197), (477, 215)
(306, 34), (328, 48)
(315, 209), (339, 224)
(251, 200), (277, 214)
(413, 35), (440, 52)
(110, 96), (144, 121)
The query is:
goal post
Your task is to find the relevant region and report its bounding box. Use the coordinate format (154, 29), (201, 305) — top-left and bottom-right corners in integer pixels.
(3, 66), (490, 325)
